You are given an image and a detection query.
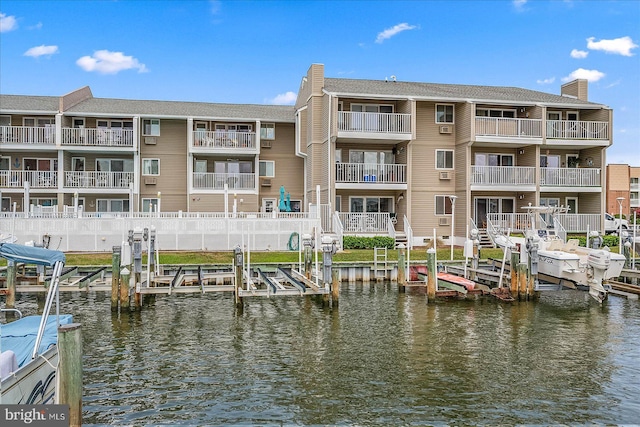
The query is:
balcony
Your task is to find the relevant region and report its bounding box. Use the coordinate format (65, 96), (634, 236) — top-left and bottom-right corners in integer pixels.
(0, 170), (57, 189)
(0, 126), (55, 145)
(335, 163), (407, 189)
(475, 117), (542, 142)
(192, 131), (257, 152)
(64, 171), (134, 189)
(487, 213), (601, 233)
(337, 112), (411, 141)
(540, 167), (601, 190)
(471, 166), (535, 190)
(62, 128), (134, 147)
(193, 172), (256, 191)
(338, 212), (392, 233)
(546, 120), (609, 141)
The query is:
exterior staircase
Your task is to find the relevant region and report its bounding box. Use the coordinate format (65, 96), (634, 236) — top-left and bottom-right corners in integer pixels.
(394, 231), (408, 249)
(478, 228), (495, 248)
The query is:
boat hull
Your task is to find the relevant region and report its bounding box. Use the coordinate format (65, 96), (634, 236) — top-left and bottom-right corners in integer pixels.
(1, 345), (59, 404)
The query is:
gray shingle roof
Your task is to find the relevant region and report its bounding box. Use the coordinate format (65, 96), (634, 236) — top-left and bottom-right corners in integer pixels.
(65, 98), (295, 122)
(0, 95), (60, 112)
(324, 78), (606, 107)
(1, 94), (295, 122)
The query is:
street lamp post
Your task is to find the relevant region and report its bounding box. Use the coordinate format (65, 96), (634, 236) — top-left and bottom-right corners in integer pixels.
(616, 197), (625, 254)
(449, 195), (458, 260)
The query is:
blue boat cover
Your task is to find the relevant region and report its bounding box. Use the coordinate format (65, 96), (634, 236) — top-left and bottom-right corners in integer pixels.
(1, 315), (73, 367)
(0, 243), (65, 267)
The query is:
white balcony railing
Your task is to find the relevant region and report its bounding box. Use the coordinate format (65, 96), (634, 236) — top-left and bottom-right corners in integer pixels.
(337, 112), (411, 134)
(546, 120), (609, 140)
(335, 163), (407, 184)
(62, 128), (134, 147)
(0, 170), (57, 188)
(64, 171), (134, 189)
(192, 131), (256, 150)
(193, 173), (256, 190)
(0, 126), (55, 145)
(487, 213), (601, 233)
(475, 117), (542, 138)
(540, 167), (600, 187)
(338, 212), (392, 233)
(471, 166), (535, 185)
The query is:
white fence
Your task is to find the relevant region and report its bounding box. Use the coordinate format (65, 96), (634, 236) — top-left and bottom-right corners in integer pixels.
(1, 214), (322, 252)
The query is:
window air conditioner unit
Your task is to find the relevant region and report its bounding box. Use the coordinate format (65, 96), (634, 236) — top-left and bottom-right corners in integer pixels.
(439, 171), (451, 180)
(439, 125), (452, 134)
(261, 178), (272, 187)
(260, 140), (272, 148)
(144, 177), (157, 185)
(439, 217), (450, 226)
(144, 136), (157, 145)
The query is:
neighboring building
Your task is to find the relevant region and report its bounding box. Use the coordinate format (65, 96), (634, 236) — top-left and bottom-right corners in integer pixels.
(606, 164), (640, 216)
(1, 63), (616, 247)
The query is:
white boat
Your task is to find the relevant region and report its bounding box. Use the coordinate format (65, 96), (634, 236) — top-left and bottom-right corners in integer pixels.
(490, 206), (626, 303)
(0, 243), (72, 404)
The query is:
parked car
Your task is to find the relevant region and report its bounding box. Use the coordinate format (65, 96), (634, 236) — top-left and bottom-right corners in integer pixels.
(604, 213), (629, 234)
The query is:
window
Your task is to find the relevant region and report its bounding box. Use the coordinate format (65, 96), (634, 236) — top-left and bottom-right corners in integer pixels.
(349, 196), (394, 213)
(143, 119), (160, 136)
(260, 123), (275, 140)
(475, 153), (513, 166)
(97, 199), (129, 212)
(436, 104), (454, 123)
(476, 109), (515, 118)
(72, 157), (85, 172)
(259, 160), (275, 177)
(540, 155), (560, 168)
(142, 159), (160, 175)
(0, 156), (9, 170)
(0, 115), (10, 126)
(436, 150), (454, 169)
(142, 198), (159, 213)
(350, 104), (393, 113)
(435, 196), (453, 215)
(72, 118), (85, 128)
(96, 158), (134, 172)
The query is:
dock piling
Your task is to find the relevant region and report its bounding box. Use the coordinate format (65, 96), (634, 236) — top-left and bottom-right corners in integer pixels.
(426, 247), (436, 301)
(57, 323), (83, 427)
(234, 246), (243, 310)
(510, 250), (519, 299)
(120, 267), (130, 310)
(331, 268), (340, 307)
(398, 244), (406, 292)
(6, 261), (16, 309)
(111, 246), (121, 311)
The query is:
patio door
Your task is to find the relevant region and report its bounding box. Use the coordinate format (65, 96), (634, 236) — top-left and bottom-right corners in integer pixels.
(474, 197), (514, 228)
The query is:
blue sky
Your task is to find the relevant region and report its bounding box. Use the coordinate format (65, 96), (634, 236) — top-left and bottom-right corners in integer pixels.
(1, 0), (638, 165)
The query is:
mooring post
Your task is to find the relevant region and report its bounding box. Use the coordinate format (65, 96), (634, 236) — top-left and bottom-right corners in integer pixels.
(510, 250), (519, 299)
(331, 268), (340, 307)
(302, 233), (313, 279)
(518, 263), (527, 300)
(120, 267), (130, 310)
(6, 260), (16, 309)
(132, 228), (143, 311)
(57, 323), (82, 427)
(233, 246), (243, 310)
(111, 246), (121, 312)
(321, 236), (336, 306)
(527, 236), (540, 300)
(397, 244), (406, 292)
(426, 247), (436, 301)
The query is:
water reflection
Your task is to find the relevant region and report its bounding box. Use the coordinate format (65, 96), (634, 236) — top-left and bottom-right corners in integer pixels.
(42, 285), (640, 426)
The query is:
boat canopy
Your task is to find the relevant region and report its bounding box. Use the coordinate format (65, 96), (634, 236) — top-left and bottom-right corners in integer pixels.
(0, 243), (65, 267)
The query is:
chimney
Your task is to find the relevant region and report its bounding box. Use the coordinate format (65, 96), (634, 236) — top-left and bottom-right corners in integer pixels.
(561, 79), (588, 101)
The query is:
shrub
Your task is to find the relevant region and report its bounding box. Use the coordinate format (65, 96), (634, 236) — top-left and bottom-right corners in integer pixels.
(343, 236), (395, 250)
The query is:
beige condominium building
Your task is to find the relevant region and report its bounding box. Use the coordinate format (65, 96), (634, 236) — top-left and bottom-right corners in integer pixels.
(606, 164), (640, 216)
(1, 63), (614, 247)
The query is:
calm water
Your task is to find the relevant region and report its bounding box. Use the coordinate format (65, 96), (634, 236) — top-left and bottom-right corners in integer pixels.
(16, 285), (640, 426)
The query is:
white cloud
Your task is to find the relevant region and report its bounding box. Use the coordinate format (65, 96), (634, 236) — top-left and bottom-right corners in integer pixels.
(24, 45), (59, 58)
(536, 77), (555, 85)
(562, 68), (605, 83)
(0, 12), (18, 32)
(586, 36), (638, 56)
(76, 50), (148, 74)
(375, 23), (417, 44)
(28, 22), (42, 30)
(570, 49), (588, 59)
(513, 0), (527, 11)
(267, 91), (297, 105)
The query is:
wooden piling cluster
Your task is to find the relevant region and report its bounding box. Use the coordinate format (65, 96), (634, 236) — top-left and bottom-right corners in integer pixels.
(508, 249), (537, 301)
